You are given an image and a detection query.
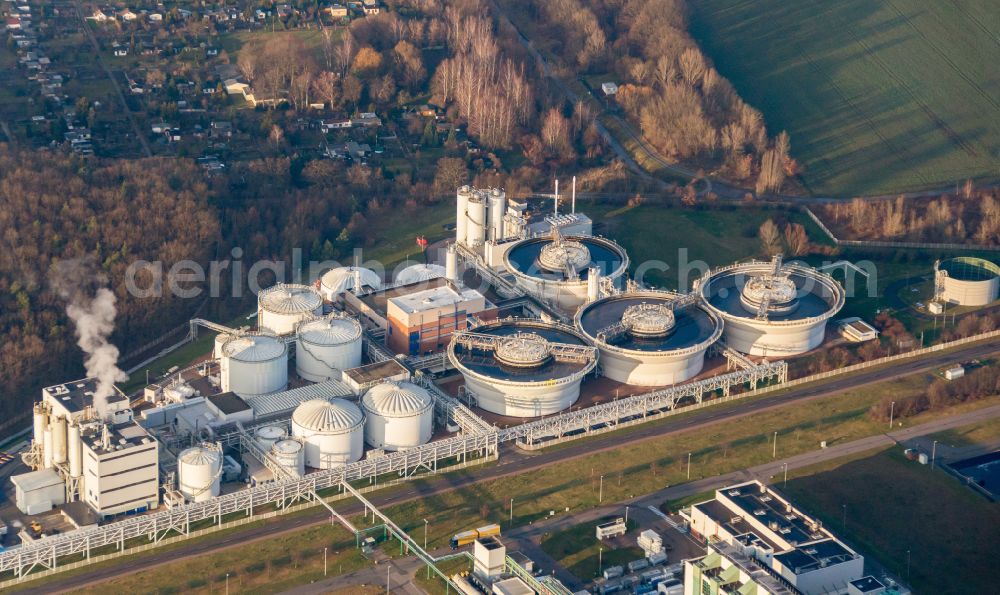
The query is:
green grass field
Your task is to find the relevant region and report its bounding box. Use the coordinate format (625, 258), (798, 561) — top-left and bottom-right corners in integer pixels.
(691, 0), (1000, 196)
(783, 447), (1000, 594)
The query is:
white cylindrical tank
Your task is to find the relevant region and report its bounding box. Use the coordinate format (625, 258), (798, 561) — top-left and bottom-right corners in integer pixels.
(290, 398), (364, 469)
(319, 267), (383, 301)
(456, 186), (471, 245)
(178, 445), (222, 503)
(936, 257), (1000, 306)
(221, 334), (288, 397)
(488, 188), (506, 242)
(42, 426), (53, 468)
(68, 422), (82, 478)
(361, 381), (434, 451)
(395, 263), (446, 286)
(466, 193), (487, 248)
(32, 404), (47, 463)
(295, 315), (363, 382)
(446, 244), (459, 283)
(253, 424), (286, 451)
(271, 439), (305, 477)
(51, 416), (67, 465)
(213, 333), (234, 359)
(257, 283), (324, 335)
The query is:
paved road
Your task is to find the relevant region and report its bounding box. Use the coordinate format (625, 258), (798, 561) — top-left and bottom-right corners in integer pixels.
(30, 336), (1000, 593)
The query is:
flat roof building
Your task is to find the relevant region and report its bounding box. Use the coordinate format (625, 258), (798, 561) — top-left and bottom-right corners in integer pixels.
(80, 422), (159, 517)
(684, 481), (864, 595)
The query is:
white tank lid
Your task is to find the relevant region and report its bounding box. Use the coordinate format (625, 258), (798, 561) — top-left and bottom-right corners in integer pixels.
(297, 316), (362, 345)
(179, 446), (221, 465)
(320, 267), (382, 294)
(254, 425), (286, 439)
(272, 439), (302, 454)
(223, 334), (286, 361)
(259, 283), (322, 314)
(292, 398), (364, 432)
(396, 263), (446, 285)
(362, 381), (433, 417)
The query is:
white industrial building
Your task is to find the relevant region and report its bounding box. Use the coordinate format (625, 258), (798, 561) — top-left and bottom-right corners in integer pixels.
(684, 481), (864, 594)
(80, 422), (159, 517)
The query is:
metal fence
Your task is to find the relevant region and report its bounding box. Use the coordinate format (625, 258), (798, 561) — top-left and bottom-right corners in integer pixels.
(804, 208), (1000, 252)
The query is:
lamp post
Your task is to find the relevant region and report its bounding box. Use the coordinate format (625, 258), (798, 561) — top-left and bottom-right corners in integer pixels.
(889, 401), (895, 430)
(324, 547), (328, 577)
(932, 440), (938, 468)
(598, 546), (603, 577)
(225, 573), (230, 595)
(773, 431), (778, 458)
(842, 504), (846, 529)
(687, 453), (692, 480)
(782, 462), (788, 487)
(599, 475), (604, 503)
(509, 498), (514, 526)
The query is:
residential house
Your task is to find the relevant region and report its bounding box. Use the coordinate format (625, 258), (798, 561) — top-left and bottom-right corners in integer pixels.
(118, 8), (137, 21)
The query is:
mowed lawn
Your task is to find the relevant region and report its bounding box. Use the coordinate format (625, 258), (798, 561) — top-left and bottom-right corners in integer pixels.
(691, 0), (1000, 196)
(782, 448), (1000, 594)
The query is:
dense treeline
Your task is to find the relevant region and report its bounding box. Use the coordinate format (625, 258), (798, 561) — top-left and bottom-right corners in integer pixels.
(514, 0), (792, 192)
(0, 147), (405, 419)
(0, 148), (219, 419)
(818, 186), (1000, 245)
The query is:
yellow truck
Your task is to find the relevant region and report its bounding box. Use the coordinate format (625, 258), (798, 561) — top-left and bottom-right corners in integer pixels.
(450, 523), (501, 549)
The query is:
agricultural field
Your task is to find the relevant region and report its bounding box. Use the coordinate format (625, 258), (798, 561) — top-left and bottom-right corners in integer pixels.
(783, 447), (1000, 594)
(691, 0), (1000, 196)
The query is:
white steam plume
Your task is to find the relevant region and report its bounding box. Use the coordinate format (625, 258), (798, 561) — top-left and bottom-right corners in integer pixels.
(52, 260), (129, 418)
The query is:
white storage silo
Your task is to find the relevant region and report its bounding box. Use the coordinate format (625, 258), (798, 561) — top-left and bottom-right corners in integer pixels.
(254, 424), (286, 451)
(361, 381), (434, 451)
(290, 398), (364, 469)
(488, 188), (506, 242)
(51, 415), (67, 465)
(466, 192), (487, 248)
(178, 445), (222, 503)
(257, 283), (323, 335)
(220, 333), (288, 397)
(456, 186), (471, 245)
(42, 426), (52, 469)
(32, 403), (47, 463)
(271, 439), (305, 477)
(67, 422), (82, 478)
(295, 315), (363, 382)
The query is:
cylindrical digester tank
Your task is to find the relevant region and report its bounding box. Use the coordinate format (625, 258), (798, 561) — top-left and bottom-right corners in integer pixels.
(395, 263), (446, 286)
(488, 188), (506, 242)
(253, 424), (286, 451)
(698, 259), (845, 356)
(319, 267), (383, 300)
(466, 193), (487, 248)
(220, 333), (288, 397)
(68, 422), (82, 478)
(291, 399), (365, 469)
(456, 186), (471, 245)
(51, 416), (67, 465)
(271, 439), (305, 477)
(935, 257), (1000, 306)
(257, 283), (323, 335)
(361, 381), (434, 451)
(448, 319), (598, 417)
(295, 315), (363, 382)
(178, 445), (222, 503)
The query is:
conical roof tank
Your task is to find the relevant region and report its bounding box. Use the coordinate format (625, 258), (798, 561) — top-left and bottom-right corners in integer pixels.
(290, 398), (364, 469)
